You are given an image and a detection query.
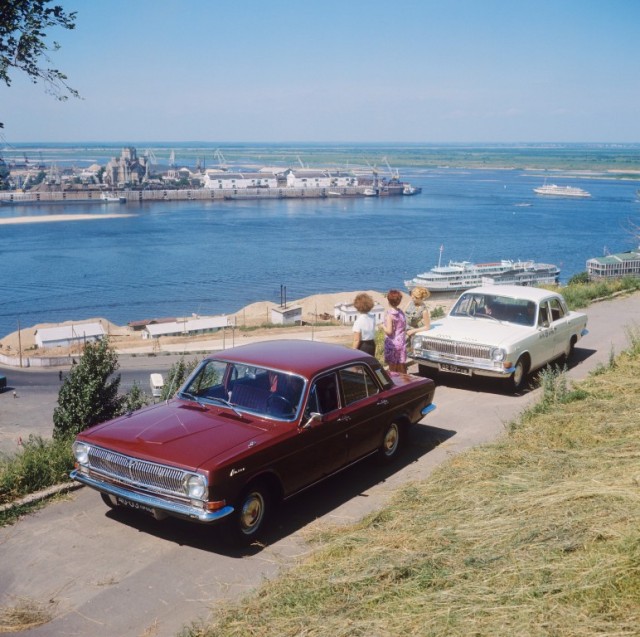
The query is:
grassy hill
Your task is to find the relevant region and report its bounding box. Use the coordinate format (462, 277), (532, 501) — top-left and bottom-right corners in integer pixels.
(183, 331), (640, 636)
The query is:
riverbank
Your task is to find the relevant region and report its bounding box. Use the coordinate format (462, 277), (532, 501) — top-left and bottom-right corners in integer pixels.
(0, 290), (453, 363)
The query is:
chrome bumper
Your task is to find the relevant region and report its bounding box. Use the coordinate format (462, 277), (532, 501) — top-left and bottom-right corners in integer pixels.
(71, 469), (234, 523)
(412, 353), (515, 378)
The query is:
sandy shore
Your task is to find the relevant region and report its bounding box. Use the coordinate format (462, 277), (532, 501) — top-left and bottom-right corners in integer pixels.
(0, 290), (453, 358)
(0, 213), (135, 225)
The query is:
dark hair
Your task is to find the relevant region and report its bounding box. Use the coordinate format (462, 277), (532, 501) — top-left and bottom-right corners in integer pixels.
(387, 289), (403, 308)
(353, 293), (374, 313)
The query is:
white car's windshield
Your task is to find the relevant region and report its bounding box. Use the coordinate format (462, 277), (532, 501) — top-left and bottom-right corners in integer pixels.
(181, 359), (305, 420)
(451, 292), (536, 327)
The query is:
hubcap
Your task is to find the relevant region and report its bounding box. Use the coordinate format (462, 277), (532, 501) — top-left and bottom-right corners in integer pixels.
(239, 492), (265, 535)
(383, 424), (399, 456)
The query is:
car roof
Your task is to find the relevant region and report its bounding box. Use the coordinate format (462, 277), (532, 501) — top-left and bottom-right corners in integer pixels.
(205, 339), (373, 378)
(463, 285), (560, 302)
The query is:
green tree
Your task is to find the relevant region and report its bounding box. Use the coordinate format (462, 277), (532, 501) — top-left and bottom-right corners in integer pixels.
(0, 0), (79, 129)
(52, 338), (124, 440)
(122, 382), (150, 413)
(160, 356), (199, 400)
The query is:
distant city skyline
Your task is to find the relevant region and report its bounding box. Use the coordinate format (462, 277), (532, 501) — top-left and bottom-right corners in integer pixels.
(2, 0), (639, 144)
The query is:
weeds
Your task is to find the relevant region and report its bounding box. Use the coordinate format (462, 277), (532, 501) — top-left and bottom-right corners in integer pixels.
(0, 435), (74, 506)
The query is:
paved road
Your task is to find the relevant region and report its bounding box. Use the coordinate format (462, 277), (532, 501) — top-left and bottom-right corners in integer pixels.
(0, 293), (638, 637)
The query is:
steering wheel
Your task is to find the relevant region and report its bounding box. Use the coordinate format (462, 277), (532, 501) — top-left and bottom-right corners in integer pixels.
(266, 394), (293, 416)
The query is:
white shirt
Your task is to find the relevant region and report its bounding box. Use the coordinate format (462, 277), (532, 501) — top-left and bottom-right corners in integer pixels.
(352, 312), (376, 340)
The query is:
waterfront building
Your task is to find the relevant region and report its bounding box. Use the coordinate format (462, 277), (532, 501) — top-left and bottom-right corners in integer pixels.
(103, 147), (148, 187)
(334, 301), (384, 326)
(142, 316), (230, 339)
(35, 322), (105, 349)
(203, 171), (278, 190)
(586, 250), (640, 280)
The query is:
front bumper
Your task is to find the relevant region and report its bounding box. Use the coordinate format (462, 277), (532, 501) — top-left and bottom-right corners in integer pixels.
(411, 352), (515, 379)
(71, 469), (234, 523)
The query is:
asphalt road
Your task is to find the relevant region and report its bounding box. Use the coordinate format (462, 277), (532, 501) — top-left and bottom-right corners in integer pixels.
(0, 292), (638, 637)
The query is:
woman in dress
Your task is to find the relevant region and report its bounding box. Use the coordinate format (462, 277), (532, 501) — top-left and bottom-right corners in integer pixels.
(351, 292), (376, 356)
(405, 286), (431, 339)
(383, 289), (407, 373)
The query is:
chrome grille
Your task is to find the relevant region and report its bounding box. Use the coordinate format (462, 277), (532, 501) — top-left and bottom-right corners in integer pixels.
(419, 337), (492, 360)
(87, 446), (186, 495)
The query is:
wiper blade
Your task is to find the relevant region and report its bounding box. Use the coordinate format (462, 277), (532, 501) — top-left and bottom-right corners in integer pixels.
(178, 391), (207, 409)
(208, 396), (243, 417)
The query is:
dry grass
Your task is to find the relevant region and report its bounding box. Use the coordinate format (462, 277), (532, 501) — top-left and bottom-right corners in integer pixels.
(182, 347), (640, 637)
(0, 597), (56, 633)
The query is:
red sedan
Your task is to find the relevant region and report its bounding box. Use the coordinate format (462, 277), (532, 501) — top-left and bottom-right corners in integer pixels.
(72, 340), (436, 545)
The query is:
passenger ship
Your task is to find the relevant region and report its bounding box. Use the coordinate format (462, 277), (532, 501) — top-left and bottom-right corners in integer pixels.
(533, 183), (591, 198)
(405, 258), (560, 293)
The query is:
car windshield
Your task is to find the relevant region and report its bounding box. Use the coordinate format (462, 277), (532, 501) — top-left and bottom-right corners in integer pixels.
(181, 359), (305, 420)
(451, 292), (536, 327)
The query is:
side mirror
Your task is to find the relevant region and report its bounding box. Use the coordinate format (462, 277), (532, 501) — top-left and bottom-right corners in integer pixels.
(301, 412), (322, 430)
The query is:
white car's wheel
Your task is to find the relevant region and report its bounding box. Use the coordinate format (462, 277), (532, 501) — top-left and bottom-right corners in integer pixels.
(506, 356), (529, 393)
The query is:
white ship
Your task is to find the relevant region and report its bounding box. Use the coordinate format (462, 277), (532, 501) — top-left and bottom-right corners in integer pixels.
(405, 257), (560, 292)
(533, 183), (591, 198)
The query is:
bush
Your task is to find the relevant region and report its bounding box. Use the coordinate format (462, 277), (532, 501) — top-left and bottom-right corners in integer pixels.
(0, 436), (73, 505)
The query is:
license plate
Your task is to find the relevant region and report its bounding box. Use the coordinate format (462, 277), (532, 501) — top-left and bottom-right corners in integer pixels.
(116, 496), (154, 515)
(440, 363), (472, 376)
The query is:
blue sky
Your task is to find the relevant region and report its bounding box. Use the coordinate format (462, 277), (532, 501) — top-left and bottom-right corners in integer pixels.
(2, 0), (639, 143)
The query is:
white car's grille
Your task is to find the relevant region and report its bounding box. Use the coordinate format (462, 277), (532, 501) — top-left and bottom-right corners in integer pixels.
(419, 337), (492, 360)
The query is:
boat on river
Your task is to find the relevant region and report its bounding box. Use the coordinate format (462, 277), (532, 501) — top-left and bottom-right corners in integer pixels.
(100, 192), (127, 203)
(533, 183), (591, 198)
(405, 257), (560, 292)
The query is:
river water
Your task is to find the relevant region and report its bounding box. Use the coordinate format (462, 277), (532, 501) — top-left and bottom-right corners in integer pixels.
(1, 154), (639, 338)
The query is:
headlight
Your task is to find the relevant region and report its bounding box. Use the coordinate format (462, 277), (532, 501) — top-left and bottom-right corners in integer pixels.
(491, 348), (506, 362)
(73, 441), (90, 465)
(413, 335), (424, 349)
(184, 474), (207, 499)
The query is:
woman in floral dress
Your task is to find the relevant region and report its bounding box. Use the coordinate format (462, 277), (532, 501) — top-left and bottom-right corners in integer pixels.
(383, 289), (407, 373)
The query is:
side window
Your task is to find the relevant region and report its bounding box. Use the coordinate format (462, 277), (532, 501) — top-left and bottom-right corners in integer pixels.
(538, 302), (550, 327)
(308, 373), (339, 415)
(549, 298), (565, 322)
(339, 365), (379, 406)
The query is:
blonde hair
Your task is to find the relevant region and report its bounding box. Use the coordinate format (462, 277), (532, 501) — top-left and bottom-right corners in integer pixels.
(411, 286), (430, 302)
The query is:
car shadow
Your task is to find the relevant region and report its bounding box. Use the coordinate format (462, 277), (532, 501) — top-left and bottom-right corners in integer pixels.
(103, 422), (456, 556)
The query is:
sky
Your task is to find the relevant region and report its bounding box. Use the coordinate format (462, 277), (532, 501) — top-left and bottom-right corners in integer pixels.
(2, 0), (640, 144)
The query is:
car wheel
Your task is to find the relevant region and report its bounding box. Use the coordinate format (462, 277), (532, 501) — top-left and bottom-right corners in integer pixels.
(227, 482), (272, 546)
(506, 356), (529, 393)
(100, 493), (117, 509)
(560, 336), (576, 364)
(418, 364), (438, 381)
(378, 421), (403, 463)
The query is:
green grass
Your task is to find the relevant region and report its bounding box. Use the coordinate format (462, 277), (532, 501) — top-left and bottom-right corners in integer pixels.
(0, 435), (74, 507)
(180, 331), (640, 637)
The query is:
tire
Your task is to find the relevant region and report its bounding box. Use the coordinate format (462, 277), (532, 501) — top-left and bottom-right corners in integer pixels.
(560, 336), (576, 365)
(506, 356), (529, 393)
(418, 364), (438, 382)
(378, 421), (404, 463)
(226, 482), (272, 546)
(101, 492), (117, 509)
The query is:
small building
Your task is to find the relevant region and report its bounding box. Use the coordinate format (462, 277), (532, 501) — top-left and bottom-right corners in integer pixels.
(334, 302), (385, 326)
(587, 250), (640, 280)
(143, 316), (231, 339)
(35, 322), (106, 349)
(270, 305), (302, 325)
(203, 171), (277, 190)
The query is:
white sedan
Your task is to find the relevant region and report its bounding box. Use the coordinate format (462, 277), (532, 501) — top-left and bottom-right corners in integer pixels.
(411, 285), (588, 392)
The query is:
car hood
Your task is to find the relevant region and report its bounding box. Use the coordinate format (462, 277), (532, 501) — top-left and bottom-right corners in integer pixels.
(78, 400), (272, 471)
(424, 317), (527, 347)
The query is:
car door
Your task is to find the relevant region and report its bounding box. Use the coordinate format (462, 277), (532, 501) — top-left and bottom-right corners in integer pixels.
(289, 372), (349, 487)
(336, 364), (390, 463)
(547, 297), (571, 358)
(535, 300), (558, 366)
